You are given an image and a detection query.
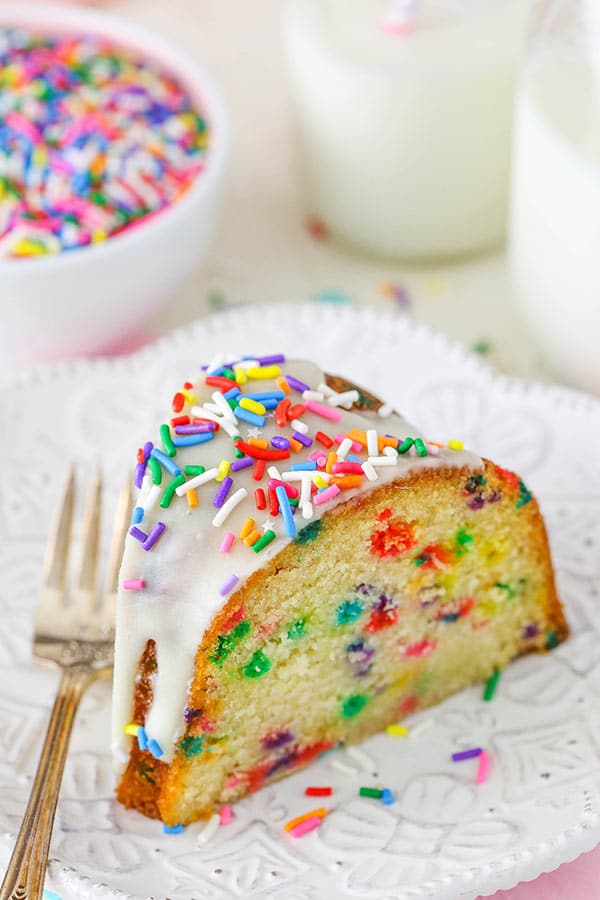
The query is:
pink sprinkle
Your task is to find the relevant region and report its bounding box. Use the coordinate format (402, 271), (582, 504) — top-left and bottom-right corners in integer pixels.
(289, 815), (323, 838)
(476, 750), (491, 784)
(403, 639), (437, 658)
(122, 578), (145, 591)
(225, 774), (241, 788)
(304, 400), (342, 422)
(427, 443), (440, 456)
(220, 804), (234, 825)
(313, 484), (341, 506)
(334, 434), (363, 453)
(219, 532), (235, 553)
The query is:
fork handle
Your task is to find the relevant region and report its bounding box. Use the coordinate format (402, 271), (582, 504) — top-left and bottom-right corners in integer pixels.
(0, 666), (96, 900)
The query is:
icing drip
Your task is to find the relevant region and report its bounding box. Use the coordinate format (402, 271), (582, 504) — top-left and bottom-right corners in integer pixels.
(111, 358), (482, 767)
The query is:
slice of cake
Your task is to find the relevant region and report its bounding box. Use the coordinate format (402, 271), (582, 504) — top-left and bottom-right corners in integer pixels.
(112, 354), (568, 827)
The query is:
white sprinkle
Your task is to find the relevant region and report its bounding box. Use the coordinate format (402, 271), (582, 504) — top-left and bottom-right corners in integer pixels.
(141, 483), (162, 512)
(409, 718), (435, 739)
(190, 406), (239, 437)
(383, 446), (398, 458)
(235, 358), (260, 371)
(197, 813), (221, 846)
(111, 741), (130, 766)
(300, 475), (313, 505)
(328, 389), (360, 408)
(212, 488), (248, 527)
(346, 745), (376, 772)
(317, 382), (335, 397)
(378, 402), (394, 417)
(176, 467), (218, 495)
(302, 501), (313, 519)
(302, 390), (325, 401)
(366, 429), (379, 457)
(361, 461), (378, 482)
(291, 418), (309, 434)
(267, 465), (282, 480)
(211, 391), (237, 422)
(337, 438), (353, 460)
(330, 759), (359, 777)
(368, 455), (398, 467)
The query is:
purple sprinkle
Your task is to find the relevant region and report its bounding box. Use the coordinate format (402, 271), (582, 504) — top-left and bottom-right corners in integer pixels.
(143, 441), (154, 460)
(271, 436), (290, 450)
(285, 374), (310, 393)
(257, 354), (286, 365)
(143, 521), (166, 551)
(184, 707), (204, 724)
(219, 573), (239, 596)
(452, 747), (483, 762)
(523, 623), (539, 640)
(129, 526), (148, 543)
(262, 728), (293, 750)
(231, 456), (254, 472)
(134, 461), (146, 490)
(174, 424), (216, 435)
(293, 431), (313, 448)
(213, 476), (234, 508)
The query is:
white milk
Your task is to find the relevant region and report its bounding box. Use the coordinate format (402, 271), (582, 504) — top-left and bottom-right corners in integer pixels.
(510, 50), (600, 393)
(284, 0), (533, 261)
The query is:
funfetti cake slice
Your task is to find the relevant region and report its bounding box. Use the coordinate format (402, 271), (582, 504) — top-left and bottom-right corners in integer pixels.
(111, 354), (568, 827)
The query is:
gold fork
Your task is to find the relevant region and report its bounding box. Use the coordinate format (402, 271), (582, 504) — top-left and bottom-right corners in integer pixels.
(0, 468), (131, 900)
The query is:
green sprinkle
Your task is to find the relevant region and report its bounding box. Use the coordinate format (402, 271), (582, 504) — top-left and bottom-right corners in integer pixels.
(178, 735), (204, 758)
(184, 465), (205, 476)
(495, 581), (516, 599)
(455, 527), (473, 556)
(295, 519), (323, 544)
(234, 447), (245, 458)
(221, 367), (236, 380)
(138, 761), (156, 784)
(209, 620), (250, 665)
(359, 786), (382, 798)
(160, 423), (176, 458)
(289, 497), (299, 507)
(414, 437), (428, 457)
(546, 630), (560, 650)
(147, 456), (162, 485)
(232, 620), (251, 641)
(287, 619), (306, 640)
(160, 474), (185, 508)
(252, 530), (276, 552)
(242, 650), (272, 678)
(483, 667), (501, 701)
(517, 481), (533, 509)
(472, 339), (492, 355)
(336, 599), (364, 625)
(397, 437), (414, 454)
(341, 694), (368, 718)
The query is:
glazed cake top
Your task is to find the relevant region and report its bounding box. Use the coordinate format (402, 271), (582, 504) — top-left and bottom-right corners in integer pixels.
(111, 354), (482, 767)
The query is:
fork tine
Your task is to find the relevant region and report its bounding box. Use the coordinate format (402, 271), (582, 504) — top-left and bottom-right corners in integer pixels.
(41, 465), (75, 598)
(99, 476), (133, 628)
(73, 468), (102, 612)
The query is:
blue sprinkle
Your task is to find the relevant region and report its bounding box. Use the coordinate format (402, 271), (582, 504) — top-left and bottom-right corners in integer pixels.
(148, 738), (164, 759)
(382, 788), (395, 805)
(43, 891), (63, 900)
(151, 447), (182, 476)
(259, 398), (279, 409)
(137, 726), (149, 751)
(291, 461), (317, 471)
(346, 454), (362, 463)
(245, 391), (285, 401)
(223, 387), (241, 401)
(172, 432), (215, 447)
(131, 506), (144, 526)
(276, 485), (296, 538)
(234, 406), (266, 427)
(163, 823), (184, 834)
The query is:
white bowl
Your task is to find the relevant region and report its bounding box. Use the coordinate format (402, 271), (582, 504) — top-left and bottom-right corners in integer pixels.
(0, 4), (229, 365)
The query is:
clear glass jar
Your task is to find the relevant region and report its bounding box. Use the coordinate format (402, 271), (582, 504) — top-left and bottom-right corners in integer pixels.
(284, 0), (534, 261)
(509, 0), (600, 392)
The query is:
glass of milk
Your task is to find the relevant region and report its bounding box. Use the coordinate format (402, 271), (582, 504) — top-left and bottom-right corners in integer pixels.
(509, 0), (600, 393)
(283, 0), (534, 261)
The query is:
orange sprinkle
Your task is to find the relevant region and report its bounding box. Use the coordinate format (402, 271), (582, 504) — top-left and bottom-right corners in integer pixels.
(289, 437), (303, 453)
(330, 475), (363, 489)
(346, 429), (367, 447)
(277, 376), (291, 395)
(244, 529), (261, 547)
(378, 436), (399, 451)
(326, 451), (338, 474)
(186, 489), (198, 508)
(284, 807), (328, 832)
(248, 438), (269, 449)
(239, 518), (255, 540)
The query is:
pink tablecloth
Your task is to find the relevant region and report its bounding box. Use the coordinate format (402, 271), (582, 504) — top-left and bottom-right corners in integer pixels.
(480, 844), (600, 900)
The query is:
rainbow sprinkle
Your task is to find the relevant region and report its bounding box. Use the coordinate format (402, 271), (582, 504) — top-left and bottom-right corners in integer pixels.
(0, 29), (209, 258)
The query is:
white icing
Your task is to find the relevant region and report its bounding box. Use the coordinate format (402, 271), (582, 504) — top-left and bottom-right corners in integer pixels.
(111, 358), (482, 769)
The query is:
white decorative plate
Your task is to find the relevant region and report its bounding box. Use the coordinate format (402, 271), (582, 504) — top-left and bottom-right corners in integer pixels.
(2, 304), (600, 900)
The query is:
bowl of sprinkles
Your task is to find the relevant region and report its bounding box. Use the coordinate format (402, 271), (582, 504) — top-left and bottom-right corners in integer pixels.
(0, 4), (228, 363)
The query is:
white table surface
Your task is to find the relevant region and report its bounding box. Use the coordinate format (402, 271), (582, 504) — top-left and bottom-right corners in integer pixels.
(47, 0), (554, 389)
